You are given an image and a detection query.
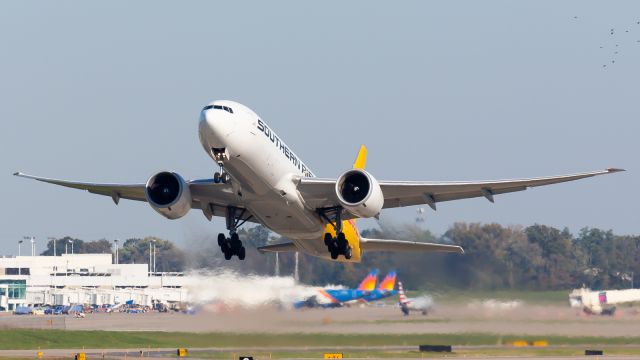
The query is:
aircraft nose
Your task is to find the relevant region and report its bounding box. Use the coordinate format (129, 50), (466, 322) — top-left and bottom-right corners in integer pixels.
(198, 106), (235, 148)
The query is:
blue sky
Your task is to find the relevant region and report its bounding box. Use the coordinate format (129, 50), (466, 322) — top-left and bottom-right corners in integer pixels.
(1, 1), (638, 254)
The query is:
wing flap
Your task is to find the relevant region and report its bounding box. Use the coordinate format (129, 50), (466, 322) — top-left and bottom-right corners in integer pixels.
(360, 238), (464, 254)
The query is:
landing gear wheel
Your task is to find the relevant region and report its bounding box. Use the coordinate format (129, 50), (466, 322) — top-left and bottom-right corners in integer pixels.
(330, 248), (339, 260)
(223, 250), (232, 260)
(337, 232), (347, 250)
(222, 173), (231, 184)
(238, 246), (246, 260)
(230, 233), (241, 251)
(344, 245), (352, 260)
(217, 233), (226, 247)
(214, 172), (221, 183)
(324, 233), (332, 246)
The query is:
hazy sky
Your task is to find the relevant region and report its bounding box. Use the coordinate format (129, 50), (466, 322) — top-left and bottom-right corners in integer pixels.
(1, 1), (638, 255)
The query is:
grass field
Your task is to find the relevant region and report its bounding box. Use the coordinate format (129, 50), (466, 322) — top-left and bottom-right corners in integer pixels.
(2, 329), (640, 350)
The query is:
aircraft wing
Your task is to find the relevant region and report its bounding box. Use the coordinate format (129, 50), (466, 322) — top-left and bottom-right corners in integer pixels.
(297, 168), (624, 212)
(360, 238), (464, 254)
(257, 242), (298, 253)
(13, 172), (254, 222)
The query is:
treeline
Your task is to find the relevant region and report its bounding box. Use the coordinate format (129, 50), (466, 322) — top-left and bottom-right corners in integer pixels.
(213, 223), (639, 291)
(40, 237), (186, 272)
(42, 222), (640, 292)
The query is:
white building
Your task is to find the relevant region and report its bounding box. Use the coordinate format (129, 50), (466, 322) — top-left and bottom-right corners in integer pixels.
(0, 254), (187, 311)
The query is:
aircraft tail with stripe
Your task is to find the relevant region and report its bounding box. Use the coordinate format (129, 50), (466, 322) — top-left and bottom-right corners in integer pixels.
(362, 271), (397, 302)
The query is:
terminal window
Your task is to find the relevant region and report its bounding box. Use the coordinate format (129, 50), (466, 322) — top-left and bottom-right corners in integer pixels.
(4, 268), (30, 275)
(0, 280), (26, 299)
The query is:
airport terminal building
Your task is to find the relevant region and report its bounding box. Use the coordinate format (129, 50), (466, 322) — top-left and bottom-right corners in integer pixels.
(0, 254), (187, 311)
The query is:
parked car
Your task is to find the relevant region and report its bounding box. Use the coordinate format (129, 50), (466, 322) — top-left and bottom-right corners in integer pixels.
(52, 305), (65, 315)
(14, 306), (33, 315)
(32, 307), (46, 315)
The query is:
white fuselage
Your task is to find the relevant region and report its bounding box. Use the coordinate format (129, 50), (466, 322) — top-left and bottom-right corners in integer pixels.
(198, 100), (328, 256)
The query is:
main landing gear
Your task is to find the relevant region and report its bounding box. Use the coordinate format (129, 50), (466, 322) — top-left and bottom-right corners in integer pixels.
(217, 207), (252, 260)
(318, 207), (352, 260)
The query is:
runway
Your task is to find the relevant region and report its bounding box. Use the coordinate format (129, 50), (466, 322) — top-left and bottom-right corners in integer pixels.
(2, 304), (639, 337)
(2, 303), (639, 358)
(0, 346), (636, 360)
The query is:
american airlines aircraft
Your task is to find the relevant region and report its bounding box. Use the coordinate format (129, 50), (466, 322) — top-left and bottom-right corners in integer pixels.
(15, 100), (623, 262)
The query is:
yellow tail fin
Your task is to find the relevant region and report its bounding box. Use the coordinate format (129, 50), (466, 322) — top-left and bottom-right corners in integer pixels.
(353, 145), (367, 170)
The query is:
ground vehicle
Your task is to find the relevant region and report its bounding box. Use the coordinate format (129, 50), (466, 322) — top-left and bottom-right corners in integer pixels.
(14, 306), (33, 315)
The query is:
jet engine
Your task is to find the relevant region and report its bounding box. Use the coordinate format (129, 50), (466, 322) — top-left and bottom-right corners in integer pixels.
(145, 171), (192, 219)
(335, 169), (384, 218)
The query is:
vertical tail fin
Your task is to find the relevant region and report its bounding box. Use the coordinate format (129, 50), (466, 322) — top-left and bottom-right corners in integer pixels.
(353, 145), (367, 170)
(378, 271), (397, 291)
(398, 281), (408, 304)
(357, 269), (378, 291)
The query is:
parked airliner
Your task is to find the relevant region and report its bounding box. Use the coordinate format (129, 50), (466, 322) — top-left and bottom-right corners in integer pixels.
(15, 100), (624, 262)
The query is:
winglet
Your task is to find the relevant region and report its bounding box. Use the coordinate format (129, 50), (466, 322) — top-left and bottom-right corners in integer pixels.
(353, 145), (367, 170)
(607, 168), (625, 173)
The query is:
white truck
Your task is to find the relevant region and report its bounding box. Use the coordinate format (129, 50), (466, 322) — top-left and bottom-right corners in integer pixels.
(569, 287), (640, 315)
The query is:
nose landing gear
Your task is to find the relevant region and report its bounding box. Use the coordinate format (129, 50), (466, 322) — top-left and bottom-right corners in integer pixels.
(212, 148), (230, 184)
(217, 206), (251, 260)
(319, 207), (352, 260)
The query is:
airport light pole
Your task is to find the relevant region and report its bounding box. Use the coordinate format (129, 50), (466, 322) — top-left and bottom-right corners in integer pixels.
(114, 239), (119, 265)
(49, 237), (56, 257)
(275, 253), (280, 277)
(152, 239), (156, 273)
(17, 239), (23, 276)
(24, 236), (35, 256)
(149, 240), (152, 274)
(68, 239), (74, 255)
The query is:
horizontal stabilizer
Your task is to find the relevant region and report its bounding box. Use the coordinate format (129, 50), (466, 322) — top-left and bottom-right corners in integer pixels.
(360, 238), (464, 254)
(257, 242), (298, 253)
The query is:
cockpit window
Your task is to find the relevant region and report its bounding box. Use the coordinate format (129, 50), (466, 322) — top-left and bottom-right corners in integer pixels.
(202, 105), (233, 114)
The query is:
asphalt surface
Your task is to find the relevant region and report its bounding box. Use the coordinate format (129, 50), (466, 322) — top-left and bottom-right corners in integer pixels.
(0, 346), (636, 360)
(2, 304), (639, 337)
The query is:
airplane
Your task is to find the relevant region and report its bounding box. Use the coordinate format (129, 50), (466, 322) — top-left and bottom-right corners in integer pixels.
(15, 100), (624, 262)
(294, 269), (378, 308)
(397, 281), (432, 315)
(361, 271), (397, 302)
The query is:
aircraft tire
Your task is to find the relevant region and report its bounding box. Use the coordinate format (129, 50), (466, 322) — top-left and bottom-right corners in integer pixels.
(323, 233), (332, 246)
(330, 248), (339, 260)
(214, 172), (221, 183)
(230, 233), (242, 250)
(217, 233), (226, 247)
(337, 232), (347, 251)
(223, 249), (232, 260)
(344, 246), (352, 260)
(238, 246), (246, 260)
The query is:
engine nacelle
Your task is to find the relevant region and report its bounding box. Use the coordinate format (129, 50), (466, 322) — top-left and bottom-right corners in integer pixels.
(335, 169), (384, 218)
(145, 171), (191, 220)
